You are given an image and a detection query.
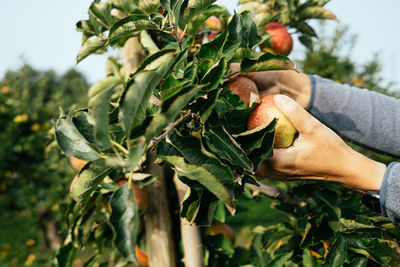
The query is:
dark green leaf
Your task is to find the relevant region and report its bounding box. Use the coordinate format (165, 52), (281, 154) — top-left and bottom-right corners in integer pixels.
(109, 15), (158, 45)
(161, 0), (189, 28)
(181, 187), (202, 224)
(269, 251), (293, 267)
(234, 119), (276, 152)
(199, 31), (229, 62)
(70, 159), (114, 202)
(127, 137), (146, 170)
(241, 52), (296, 73)
(348, 257), (367, 267)
(109, 184), (139, 262)
(227, 11), (261, 48)
(200, 58), (227, 91)
(54, 242), (75, 267)
(323, 234), (347, 267)
(77, 38), (107, 63)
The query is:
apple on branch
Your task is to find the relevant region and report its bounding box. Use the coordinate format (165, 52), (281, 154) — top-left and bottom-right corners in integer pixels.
(260, 22), (293, 56)
(248, 95), (297, 148)
(225, 76), (260, 107)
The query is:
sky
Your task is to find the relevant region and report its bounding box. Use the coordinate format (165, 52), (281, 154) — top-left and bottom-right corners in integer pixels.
(1, 0), (399, 89)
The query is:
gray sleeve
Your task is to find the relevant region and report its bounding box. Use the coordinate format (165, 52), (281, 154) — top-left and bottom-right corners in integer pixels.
(380, 163), (400, 223)
(307, 75), (400, 158)
(308, 75), (400, 222)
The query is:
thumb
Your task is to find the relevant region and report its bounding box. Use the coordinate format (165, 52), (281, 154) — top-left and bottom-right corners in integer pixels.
(273, 94), (319, 134)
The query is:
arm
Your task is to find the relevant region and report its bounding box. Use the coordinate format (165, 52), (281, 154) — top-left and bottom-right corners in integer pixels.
(308, 75), (400, 158)
(380, 162), (400, 223)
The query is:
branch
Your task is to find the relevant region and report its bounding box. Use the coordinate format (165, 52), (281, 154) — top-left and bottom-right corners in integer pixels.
(245, 182), (306, 206)
(146, 112), (192, 153)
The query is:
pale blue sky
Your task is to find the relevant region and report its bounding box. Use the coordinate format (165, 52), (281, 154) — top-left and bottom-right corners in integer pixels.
(1, 0), (399, 89)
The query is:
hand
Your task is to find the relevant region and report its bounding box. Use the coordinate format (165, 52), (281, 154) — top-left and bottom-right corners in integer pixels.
(229, 64), (312, 108)
(256, 94), (386, 191)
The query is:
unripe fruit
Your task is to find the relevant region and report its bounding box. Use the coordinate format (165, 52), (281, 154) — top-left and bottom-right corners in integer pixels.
(247, 95), (297, 148)
(205, 16), (222, 31)
(69, 156), (87, 171)
(135, 245), (149, 266)
(206, 223), (235, 243)
(117, 180), (149, 212)
(225, 77), (260, 107)
(260, 22), (293, 56)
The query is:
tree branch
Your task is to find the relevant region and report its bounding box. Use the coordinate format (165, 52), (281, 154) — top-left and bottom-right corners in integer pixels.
(245, 182), (306, 206)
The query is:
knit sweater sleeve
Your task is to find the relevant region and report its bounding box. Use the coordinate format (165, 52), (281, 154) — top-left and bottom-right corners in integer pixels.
(308, 75), (400, 222)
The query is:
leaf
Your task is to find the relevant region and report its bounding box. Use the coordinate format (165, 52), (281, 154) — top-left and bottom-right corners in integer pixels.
(269, 251), (294, 267)
(227, 11), (261, 48)
(127, 137), (146, 171)
(185, 0), (217, 19)
(348, 257), (367, 267)
(203, 125), (253, 171)
(199, 31), (229, 62)
(302, 248), (313, 267)
(56, 115), (100, 161)
(88, 76), (121, 99)
(233, 119), (276, 152)
(200, 58), (227, 91)
(140, 30), (160, 54)
(246, 121), (276, 169)
(54, 242), (75, 267)
(89, 2), (116, 28)
(181, 187), (202, 224)
(161, 0), (189, 28)
(190, 88), (222, 122)
(145, 84), (202, 141)
(108, 14), (159, 45)
(70, 159), (114, 203)
(118, 51), (176, 136)
(109, 184), (139, 262)
(167, 130), (234, 183)
(299, 6), (337, 20)
(161, 155), (234, 213)
(323, 234), (347, 267)
(88, 81), (117, 149)
(241, 52), (296, 73)
(77, 37), (107, 63)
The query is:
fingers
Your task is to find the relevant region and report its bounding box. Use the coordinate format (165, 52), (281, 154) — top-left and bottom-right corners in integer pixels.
(273, 94), (319, 134)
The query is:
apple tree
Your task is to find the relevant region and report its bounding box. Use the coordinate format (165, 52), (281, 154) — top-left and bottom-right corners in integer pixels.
(54, 0), (400, 266)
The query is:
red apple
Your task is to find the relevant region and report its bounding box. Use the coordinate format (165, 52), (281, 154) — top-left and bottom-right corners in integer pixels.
(260, 22), (293, 56)
(206, 223), (235, 243)
(205, 16), (222, 31)
(247, 95), (297, 148)
(69, 156), (87, 171)
(135, 245), (149, 266)
(208, 30), (218, 41)
(225, 76), (260, 107)
(117, 180), (149, 212)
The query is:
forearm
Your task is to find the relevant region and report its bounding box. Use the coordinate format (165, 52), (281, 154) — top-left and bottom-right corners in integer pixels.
(308, 75), (400, 157)
(380, 162), (400, 223)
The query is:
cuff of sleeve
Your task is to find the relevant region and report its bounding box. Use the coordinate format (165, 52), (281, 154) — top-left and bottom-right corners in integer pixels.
(379, 162), (397, 217)
(306, 75), (316, 111)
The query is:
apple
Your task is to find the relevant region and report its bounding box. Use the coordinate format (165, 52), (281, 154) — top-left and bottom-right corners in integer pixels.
(225, 76), (260, 107)
(69, 156), (87, 171)
(247, 95), (297, 148)
(260, 22), (293, 56)
(208, 30), (218, 41)
(205, 223), (235, 243)
(205, 16), (222, 31)
(135, 245), (149, 266)
(117, 180), (149, 212)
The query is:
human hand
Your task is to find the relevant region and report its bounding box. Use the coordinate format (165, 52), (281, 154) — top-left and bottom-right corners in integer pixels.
(256, 94), (386, 191)
(229, 64), (312, 108)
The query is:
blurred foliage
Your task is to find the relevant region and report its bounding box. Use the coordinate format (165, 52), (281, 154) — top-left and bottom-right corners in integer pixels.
(0, 64), (89, 265)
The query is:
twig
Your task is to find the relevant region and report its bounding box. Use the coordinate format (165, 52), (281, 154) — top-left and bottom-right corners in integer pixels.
(146, 112), (192, 153)
(245, 182), (306, 206)
(223, 70), (240, 80)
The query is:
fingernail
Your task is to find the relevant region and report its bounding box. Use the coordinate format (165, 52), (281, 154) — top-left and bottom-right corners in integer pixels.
(273, 94), (291, 108)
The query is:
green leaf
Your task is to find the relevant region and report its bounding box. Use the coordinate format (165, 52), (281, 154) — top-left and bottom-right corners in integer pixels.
(203, 125), (253, 171)
(89, 2), (116, 28)
(199, 31), (229, 62)
(145, 84), (203, 141)
(323, 234), (347, 267)
(200, 57), (227, 91)
(109, 184), (140, 262)
(88, 76), (121, 99)
(54, 242), (75, 267)
(70, 159), (114, 203)
(233, 119), (276, 152)
(88, 81), (117, 149)
(181, 187), (202, 224)
(348, 257), (367, 267)
(127, 137), (146, 170)
(160, 155), (234, 213)
(299, 6), (337, 20)
(206, 234), (235, 257)
(167, 131), (234, 183)
(161, 0), (189, 28)
(118, 51), (176, 136)
(241, 52), (296, 73)
(133, 48), (176, 76)
(185, 0), (217, 20)
(190, 88), (221, 122)
(108, 14), (158, 45)
(56, 115), (100, 161)
(77, 37), (107, 63)
(246, 121), (276, 169)
(140, 30), (160, 54)
(269, 251), (293, 267)
(302, 248), (313, 267)
(227, 11), (261, 48)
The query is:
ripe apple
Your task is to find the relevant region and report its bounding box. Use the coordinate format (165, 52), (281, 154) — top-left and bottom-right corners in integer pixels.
(225, 76), (260, 107)
(117, 180), (149, 212)
(208, 30), (218, 41)
(247, 95), (297, 148)
(206, 223), (235, 243)
(69, 156), (87, 171)
(135, 245), (149, 266)
(260, 22), (293, 56)
(205, 16), (222, 31)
